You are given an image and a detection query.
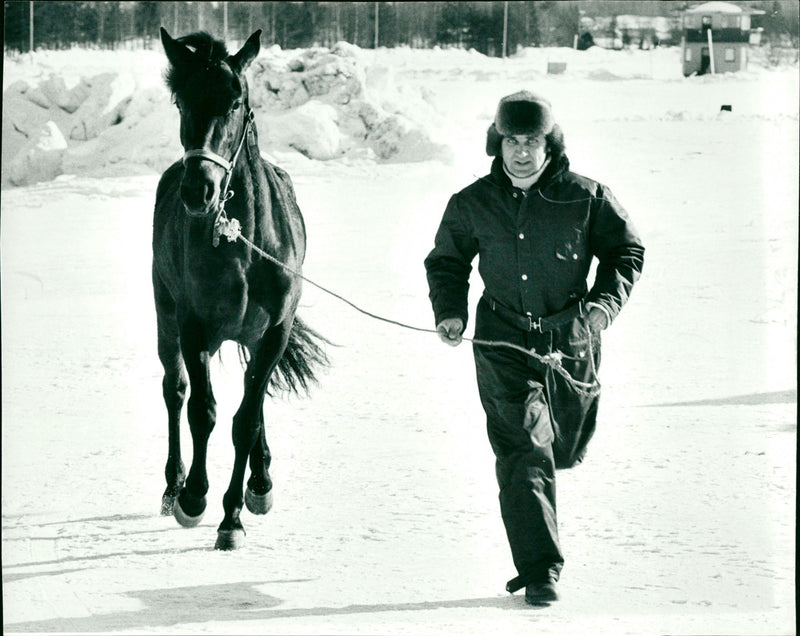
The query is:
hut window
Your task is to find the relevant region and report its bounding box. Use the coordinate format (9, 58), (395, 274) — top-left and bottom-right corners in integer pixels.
(720, 15), (740, 29)
(724, 48), (736, 62)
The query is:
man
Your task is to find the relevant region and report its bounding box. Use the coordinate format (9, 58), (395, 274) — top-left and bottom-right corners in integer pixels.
(424, 90), (644, 605)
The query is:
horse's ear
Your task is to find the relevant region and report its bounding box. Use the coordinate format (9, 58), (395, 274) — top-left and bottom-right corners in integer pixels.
(230, 30), (262, 73)
(161, 27), (192, 68)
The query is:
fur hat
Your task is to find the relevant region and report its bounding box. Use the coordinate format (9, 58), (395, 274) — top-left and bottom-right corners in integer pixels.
(485, 90), (557, 156)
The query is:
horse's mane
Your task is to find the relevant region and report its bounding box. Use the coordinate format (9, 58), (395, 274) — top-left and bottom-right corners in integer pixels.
(165, 31), (230, 95)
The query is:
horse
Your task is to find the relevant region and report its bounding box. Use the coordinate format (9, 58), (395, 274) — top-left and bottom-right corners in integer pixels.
(152, 27), (327, 550)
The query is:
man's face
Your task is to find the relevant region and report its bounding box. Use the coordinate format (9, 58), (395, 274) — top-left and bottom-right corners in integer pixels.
(501, 134), (548, 179)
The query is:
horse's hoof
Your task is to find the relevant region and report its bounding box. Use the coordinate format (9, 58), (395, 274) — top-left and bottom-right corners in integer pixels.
(245, 488), (273, 515)
(174, 502), (204, 527)
(215, 528), (246, 550)
(173, 494), (206, 528)
(161, 495), (175, 516)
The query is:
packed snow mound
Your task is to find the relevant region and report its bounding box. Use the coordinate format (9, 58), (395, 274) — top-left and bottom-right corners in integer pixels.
(1, 42), (452, 187)
(252, 42), (366, 109)
(6, 120), (67, 186)
(249, 42), (451, 162)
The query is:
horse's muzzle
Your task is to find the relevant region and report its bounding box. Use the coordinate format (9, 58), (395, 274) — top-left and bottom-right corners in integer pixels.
(181, 193), (217, 218)
(181, 167), (222, 217)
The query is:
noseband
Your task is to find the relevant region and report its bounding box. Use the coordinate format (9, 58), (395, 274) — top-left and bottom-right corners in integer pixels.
(182, 107), (255, 215)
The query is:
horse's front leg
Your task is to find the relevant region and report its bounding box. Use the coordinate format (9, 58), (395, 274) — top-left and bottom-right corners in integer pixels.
(215, 323), (291, 550)
(158, 335), (187, 515)
(174, 319), (217, 528)
(155, 273), (187, 516)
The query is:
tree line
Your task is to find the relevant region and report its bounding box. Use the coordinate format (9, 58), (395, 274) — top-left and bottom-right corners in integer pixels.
(3, 1), (798, 55)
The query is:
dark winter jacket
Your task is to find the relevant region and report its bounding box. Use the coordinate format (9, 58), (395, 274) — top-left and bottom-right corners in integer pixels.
(424, 155), (644, 331)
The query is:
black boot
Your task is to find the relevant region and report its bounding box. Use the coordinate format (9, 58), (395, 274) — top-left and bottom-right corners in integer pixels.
(525, 579), (558, 605)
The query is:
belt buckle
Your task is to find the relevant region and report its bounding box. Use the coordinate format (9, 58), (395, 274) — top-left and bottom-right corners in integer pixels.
(528, 315), (542, 332)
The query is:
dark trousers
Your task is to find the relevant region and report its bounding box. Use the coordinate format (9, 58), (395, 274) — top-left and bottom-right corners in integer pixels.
(473, 298), (601, 587)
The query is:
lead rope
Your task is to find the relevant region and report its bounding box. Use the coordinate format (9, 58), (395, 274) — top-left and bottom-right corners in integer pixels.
(212, 214), (600, 398)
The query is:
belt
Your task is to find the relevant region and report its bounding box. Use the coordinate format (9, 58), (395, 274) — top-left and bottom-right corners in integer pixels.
(483, 292), (584, 333)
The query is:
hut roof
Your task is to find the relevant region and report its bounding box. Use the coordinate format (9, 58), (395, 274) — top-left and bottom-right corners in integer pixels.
(686, 2), (762, 14)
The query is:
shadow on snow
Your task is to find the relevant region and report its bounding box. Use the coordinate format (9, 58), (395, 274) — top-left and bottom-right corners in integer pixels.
(5, 581), (522, 632)
(641, 389), (797, 408)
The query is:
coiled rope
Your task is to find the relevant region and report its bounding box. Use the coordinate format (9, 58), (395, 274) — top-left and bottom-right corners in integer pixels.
(213, 212), (600, 397)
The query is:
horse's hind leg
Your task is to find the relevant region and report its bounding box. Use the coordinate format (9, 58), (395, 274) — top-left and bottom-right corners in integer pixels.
(174, 317), (217, 527)
(216, 323), (290, 550)
(155, 273), (187, 515)
(245, 411), (274, 515)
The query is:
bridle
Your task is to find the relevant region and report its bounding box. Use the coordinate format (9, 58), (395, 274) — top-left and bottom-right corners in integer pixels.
(181, 105), (255, 217)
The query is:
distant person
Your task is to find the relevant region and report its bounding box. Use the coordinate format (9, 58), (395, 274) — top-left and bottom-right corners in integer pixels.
(424, 90), (644, 605)
(577, 32), (595, 50)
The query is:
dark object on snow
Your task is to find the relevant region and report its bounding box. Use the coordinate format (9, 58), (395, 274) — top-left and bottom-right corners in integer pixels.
(577, 32), (595, 51)
(720, 104), (733, 112)
(154, 28), (328, 551)
(546, 62), (567, 75)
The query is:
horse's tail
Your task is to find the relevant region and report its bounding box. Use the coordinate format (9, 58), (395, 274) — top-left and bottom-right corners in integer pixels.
(268, 316), (331, 396)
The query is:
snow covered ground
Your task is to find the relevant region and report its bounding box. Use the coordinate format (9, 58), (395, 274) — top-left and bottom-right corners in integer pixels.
(2, 40), (797, 635)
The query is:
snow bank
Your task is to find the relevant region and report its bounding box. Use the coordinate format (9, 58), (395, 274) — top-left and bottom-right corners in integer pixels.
(1, 42), (452, 187)
(2, 61), (174, 185)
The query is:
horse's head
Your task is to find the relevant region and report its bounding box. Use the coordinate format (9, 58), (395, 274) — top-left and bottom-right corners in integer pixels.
(161, 27), (261, 217)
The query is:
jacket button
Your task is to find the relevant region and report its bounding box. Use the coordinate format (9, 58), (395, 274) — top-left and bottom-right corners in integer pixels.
(521, 274), (528, 281)
(572, 253), (579, 260)
(519, 233), (525, 239)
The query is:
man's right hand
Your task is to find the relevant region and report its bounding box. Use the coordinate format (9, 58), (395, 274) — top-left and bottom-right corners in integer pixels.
(436, 318), (464, 347)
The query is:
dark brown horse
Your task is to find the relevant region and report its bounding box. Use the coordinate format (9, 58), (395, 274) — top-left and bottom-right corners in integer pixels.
(153, 27), (327, 549)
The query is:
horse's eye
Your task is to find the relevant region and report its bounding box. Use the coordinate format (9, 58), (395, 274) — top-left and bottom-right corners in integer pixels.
(231, 100), (242, 112)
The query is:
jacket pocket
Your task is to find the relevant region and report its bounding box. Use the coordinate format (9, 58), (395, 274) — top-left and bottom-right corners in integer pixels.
(554, 226), (586, 264)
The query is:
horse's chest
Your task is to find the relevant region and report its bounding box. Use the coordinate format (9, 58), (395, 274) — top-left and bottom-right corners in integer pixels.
(184, 255), (291, 343)
(185, 258), (253, 330)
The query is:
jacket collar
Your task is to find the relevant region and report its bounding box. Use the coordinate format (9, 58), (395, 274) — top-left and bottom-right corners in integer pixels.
(489, 154), (569, 193)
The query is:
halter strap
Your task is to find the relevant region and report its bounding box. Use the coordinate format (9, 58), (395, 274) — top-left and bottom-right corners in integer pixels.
(182, 148), (232, 171)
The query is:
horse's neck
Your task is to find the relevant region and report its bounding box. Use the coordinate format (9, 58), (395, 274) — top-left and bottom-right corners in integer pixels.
(236, 130), (304, 261)
(230, 123), (262, 203)
(229, 131), (280, 243)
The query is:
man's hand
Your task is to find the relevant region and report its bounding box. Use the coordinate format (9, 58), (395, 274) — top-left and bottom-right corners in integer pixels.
(436, 318), (464, 346)
(585, 306), (609, 334)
